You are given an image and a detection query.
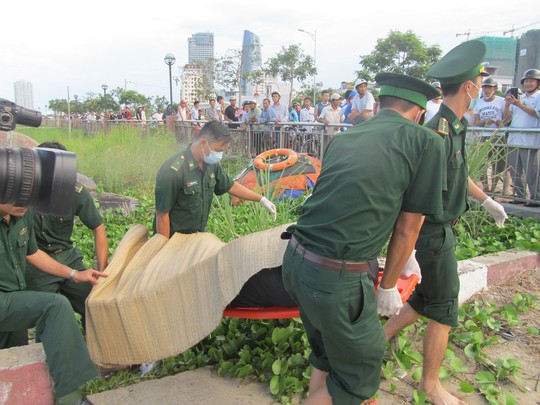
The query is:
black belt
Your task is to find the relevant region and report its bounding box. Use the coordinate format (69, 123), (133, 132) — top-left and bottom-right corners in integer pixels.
(289, 235), (369, 272)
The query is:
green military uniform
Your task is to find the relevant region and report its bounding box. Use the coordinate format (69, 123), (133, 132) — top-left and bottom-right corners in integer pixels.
(154, 146), (234, 236)
(282, 73), (445, 403)
(0, 212), (98, 397)
(408, 40), (490, 327)
(25, 184), (104, 324)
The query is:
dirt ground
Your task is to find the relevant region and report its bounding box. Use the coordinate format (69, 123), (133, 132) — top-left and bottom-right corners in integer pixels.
(378, 268), (540, 404)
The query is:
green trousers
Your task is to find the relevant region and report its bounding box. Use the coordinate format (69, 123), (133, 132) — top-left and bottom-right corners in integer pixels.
(25, 248), (92, 326)
(0, 290), (98, 397)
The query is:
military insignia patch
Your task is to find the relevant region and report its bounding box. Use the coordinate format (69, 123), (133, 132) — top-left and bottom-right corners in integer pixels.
(186, 181), (198, 187)
(170, 155), (185, 172)
(435, 118), (449, 136)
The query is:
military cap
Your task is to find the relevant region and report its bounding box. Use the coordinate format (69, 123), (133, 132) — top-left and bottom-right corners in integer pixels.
(375, 72), (441, 109)
(428, 40), (489, 85)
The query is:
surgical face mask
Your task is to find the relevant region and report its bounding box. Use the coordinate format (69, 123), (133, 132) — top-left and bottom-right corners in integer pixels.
(467, 81), (481, 110)
(201, 142), (223, 164)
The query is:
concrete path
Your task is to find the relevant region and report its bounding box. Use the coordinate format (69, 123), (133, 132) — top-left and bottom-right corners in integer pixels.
(88, 367), (275, 405)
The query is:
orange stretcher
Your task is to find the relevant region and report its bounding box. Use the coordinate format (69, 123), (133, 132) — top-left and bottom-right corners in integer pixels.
(223, 272), (419, 320)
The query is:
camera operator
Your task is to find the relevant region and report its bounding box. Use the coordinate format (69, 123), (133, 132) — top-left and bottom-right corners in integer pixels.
(25, 142), (109, 329)
(0, 203), (106, 405)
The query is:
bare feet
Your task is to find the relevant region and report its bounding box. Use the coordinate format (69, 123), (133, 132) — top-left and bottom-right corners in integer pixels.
(419, 380), (468, 405)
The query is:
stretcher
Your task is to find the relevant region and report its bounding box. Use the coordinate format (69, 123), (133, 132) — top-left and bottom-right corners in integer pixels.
(224, 272), (419, 319)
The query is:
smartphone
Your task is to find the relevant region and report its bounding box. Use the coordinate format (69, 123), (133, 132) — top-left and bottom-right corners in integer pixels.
(509, 87), (519, 98)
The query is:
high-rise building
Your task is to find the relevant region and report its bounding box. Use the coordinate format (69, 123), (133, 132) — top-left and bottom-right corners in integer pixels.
(515, 29), (540, 87)
(188, 32), (214, 90)
(181, 64), (205, 104)
(240, 30), (262, 97)
(475, 36), (517, 92)
(14, 80), (34, 109)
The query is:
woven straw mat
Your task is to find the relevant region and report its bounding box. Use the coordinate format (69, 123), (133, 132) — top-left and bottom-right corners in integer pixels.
(86, 223), (292, 366)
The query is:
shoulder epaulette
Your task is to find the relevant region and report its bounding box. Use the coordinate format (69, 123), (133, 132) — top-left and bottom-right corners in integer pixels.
(433, 118), (449, 136)
(170, 154), (185, 172)
(75, 182), (84, 194)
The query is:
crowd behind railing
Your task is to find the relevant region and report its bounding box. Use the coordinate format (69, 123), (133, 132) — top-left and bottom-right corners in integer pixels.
(42, 94), (540, 206)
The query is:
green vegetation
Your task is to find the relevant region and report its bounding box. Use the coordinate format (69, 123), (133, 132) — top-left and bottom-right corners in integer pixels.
(18, 126), (177, 195)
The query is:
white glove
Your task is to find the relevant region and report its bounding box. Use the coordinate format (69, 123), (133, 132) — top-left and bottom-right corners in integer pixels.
(377, 285), (403, 317)
(482, 197), (507, 227)
(260, 197), (277, 221)
(400, 249), (422, 284)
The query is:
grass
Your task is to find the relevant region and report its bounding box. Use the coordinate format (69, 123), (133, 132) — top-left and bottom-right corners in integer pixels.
(17, 126), (178, 195)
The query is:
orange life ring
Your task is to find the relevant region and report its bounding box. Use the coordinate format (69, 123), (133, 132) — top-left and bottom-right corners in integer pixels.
(253, 149), (298, 172)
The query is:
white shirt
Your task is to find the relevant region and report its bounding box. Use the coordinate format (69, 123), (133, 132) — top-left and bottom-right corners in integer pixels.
(425, 99), (442, 123)
(508, 91), (540, 147)
(299, 107), (315, 122)
(351, 92), (375, 122)
(299, 106), (315, 132)
(190, 107), (199, 120)
(473, 96), (505, 134)
(319, 105), (344, 134)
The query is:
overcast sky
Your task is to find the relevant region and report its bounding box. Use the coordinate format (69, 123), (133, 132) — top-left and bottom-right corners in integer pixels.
(2, 0), (539, 112)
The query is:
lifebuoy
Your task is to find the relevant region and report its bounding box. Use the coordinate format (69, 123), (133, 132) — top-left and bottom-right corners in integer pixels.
(253, 149), (298, 172)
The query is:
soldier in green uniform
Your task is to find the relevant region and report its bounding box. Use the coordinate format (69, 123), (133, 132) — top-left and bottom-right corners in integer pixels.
(384, 40), (508, 405)
(0, 203), (107, 405)
(281, 73), (446, 405)
(25, 142), (109, 328)
(154, 120), (276, 237)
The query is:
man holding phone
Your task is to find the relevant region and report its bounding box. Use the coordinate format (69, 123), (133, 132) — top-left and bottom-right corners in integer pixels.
(504, 68), (540, 206)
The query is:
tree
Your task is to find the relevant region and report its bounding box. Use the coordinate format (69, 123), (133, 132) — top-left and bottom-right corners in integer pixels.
(152, 96), (169, 113)
(265, 44), (316, 105)
(357, 30), (441, 82)
(118, 90), (148, 108)
(213, 49), (244, 103)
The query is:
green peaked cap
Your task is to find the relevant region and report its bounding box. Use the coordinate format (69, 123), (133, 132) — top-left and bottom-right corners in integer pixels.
(428, 40), (489, 85)
(375, 72), (440, 109)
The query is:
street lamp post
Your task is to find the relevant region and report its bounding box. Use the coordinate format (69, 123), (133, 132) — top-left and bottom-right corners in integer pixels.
(298, 28), (316, 103)
(101, 84), (108, 113)
(164, 53), (176, 108)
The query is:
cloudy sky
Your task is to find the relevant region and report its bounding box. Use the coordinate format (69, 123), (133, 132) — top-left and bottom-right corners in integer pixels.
(2, 0), (539, 112)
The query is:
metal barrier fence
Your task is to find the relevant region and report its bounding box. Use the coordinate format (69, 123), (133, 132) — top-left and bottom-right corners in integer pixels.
(43, 118), (540, 204)
(466, 126), (540, 205)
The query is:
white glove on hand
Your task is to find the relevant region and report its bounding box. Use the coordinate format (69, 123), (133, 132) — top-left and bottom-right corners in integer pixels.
(401, 249), (422, 284)
(260, 197), (277, 221)
(377, 285), (403, 317)
(482, 197), (507, 227)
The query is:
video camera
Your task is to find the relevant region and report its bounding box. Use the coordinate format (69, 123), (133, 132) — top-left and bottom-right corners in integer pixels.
(0, 98), (77, 216)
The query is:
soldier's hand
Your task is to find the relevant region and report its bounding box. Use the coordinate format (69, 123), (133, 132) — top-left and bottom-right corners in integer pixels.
(482, 197), (508, 227)
(377, 285), (403, 317)
(260, 197), (277, 221)
(72, 269), (108, 285)
(401, 250), (422, 284)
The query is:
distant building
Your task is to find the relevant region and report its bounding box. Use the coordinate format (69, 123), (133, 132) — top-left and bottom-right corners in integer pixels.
(181, 64), (205, 104)
(188, 32), (214, 89)
(515, 29), (540, 88)
(240, 30), (262, 97)
(475, 36), (517, 93)
(14, 80), (34, 109)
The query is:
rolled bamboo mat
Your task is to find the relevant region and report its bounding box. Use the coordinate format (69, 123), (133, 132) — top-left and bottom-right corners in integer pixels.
(86, 223), (291, 366)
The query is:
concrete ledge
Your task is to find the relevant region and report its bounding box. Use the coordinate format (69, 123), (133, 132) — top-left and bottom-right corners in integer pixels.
(457, 259), (488, 304)
(472, 249), (540, 285)
(0, 343), (53, 405)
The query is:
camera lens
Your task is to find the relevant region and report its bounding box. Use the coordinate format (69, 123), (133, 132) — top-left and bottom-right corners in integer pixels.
(0, 147), (77, 216)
